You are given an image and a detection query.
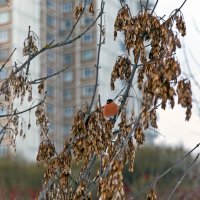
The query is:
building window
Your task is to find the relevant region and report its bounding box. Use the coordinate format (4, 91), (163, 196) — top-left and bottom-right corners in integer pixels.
(47, 67), (54, 76)
(47, 85), (54, 97)
(47, 103), (54, 114)
(0, 12), (9, 24)
(63, 70), (73, 82)
(63, 2), (73, 13)
(61, 19), (73, 31)
(0, 49), (9, 62)
(47, 0), (54, 8)
(82, 68), (94, 79)
(64, 53), (73, 65)
(82, 32), (94, 44)
(46, 32), (54, 43)
(63, 124), (71, 135)
(47, 51), (55, 61)
(47, 15), (55, 27)
(81, 50), (94, 61)
(63, 89), (73, 100)
(64, 107), (73, 117)
(82, 85), (94, 97)
(0, 68), (8, 79)
(0, 30), (8, 43)
(81, 15), (93, 27)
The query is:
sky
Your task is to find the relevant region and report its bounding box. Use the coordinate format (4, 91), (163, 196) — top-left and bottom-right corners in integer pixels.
(149, 0), (200, 152)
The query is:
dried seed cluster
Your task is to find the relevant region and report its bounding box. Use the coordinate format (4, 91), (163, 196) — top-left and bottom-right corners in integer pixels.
(75, 2), (94, 19)
(147, 189), (157, 200)
(0, 69), (33, 149)
(23, 29), (38, 56)
(71, 108), (113, 164)
(35, 103), (49, 136)
(37, 140), (55, 162)
(99, 159), (125, 200)
(111, 56), (132, 90)
(9, 115), (26, 151)
(118, 111), (136, 172)
(0, 70), (32, 106)
(177, 79), (192, 120)
(112, 5), (192, 140)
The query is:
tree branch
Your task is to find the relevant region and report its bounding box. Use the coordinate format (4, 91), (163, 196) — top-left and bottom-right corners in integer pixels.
(0, 95), (46, 118)
(15, 6), (104, 74)
(167, 153), (199, 200)
(29, 65), (71, 84)
(131, 143), (200, 199)
(88, 0), (105, 114)
(0, 48), (16, 71)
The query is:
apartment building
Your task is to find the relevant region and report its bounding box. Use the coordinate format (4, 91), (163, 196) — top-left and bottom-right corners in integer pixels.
(0, 0), (12, 156)
(0, 0), (154, 158)
(39, 0), (131, 151)
(0, 0), (41, 159)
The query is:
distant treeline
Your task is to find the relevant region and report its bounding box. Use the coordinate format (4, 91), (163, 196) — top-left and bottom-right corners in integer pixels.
(0, 145), (199, 199)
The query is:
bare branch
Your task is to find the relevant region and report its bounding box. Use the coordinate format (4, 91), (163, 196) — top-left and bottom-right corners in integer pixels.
(0, 116), (13, 144)
(183, 184), (200, 200)
(88, 0), (105, 114)
(0, 48), (16, 71)
(151, 0), (159, 15)
(29, 65), (71, 84)
(131, 143), (200, 199)
(0, 95), (46, 118)
(15, 7), (104, 74)
(167, 153), (199, 200)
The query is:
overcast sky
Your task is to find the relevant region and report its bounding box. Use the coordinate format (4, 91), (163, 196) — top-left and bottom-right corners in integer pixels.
(150, 0), (200, 152)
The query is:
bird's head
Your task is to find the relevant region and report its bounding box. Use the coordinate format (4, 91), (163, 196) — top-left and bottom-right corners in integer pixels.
(106, 99), (113, 104)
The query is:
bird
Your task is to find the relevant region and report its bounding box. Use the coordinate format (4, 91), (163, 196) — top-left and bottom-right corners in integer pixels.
(103, 99), (119, 121)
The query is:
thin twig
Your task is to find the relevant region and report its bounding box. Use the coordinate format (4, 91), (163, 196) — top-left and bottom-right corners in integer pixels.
(131, 143), (200, 199)
(15, 6), (104, 74)
(113, 85), (126, 101)
(0, 48), (16, 71)
(0, 116), (14, 144)
(65, 1), (87, 42)
(151, 0), (159, 15)
(88, 0), (105, 114)
(182, 43), (200, 89)
(183, 184), (200, 200)
(29, 65), (71, 84)
(167, 153), (199, 200)
(145, 0), (149, 10)
(0, 95), (46, 118)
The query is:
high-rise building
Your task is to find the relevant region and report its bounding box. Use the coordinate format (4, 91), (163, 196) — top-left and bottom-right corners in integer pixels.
(0, 0), (155, 159)
(40, 0), (129, 152)
(0, 0), (41, 159)
(0, 0), (12, 156)
(0, 0), (123, 157)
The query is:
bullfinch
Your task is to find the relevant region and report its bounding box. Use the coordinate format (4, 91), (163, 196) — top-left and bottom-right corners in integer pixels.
(103, 99), (119, 120)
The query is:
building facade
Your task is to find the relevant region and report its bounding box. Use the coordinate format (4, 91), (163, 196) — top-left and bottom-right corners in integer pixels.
(0, 0), (155, 159)
(0, 0), (41, 159)
(0, 0), (12, 156)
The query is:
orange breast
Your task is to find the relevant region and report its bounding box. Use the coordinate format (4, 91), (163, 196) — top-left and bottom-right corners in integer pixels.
(103, 102), (118, 118)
